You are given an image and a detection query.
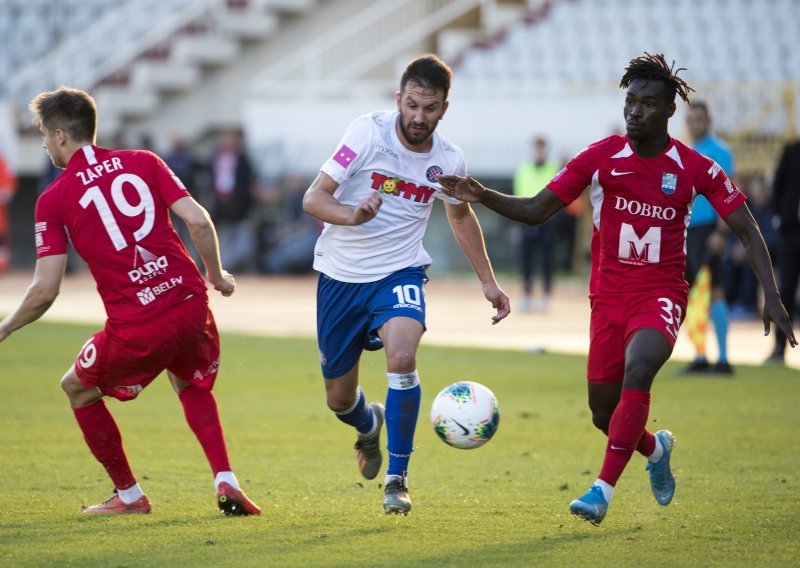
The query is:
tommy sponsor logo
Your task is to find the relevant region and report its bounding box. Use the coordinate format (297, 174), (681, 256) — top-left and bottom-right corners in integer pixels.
(136, 276), (184, 305)
(371, 172), (436, 203)
(426, 165), (443, 183)
(614, 196), (676, 220)
(375, 144), (399, 160)
(333, 145), (357, 168)
(611, 168), (634, 176)
(618, 223), (661, 265)
(129, 245), (168, 283)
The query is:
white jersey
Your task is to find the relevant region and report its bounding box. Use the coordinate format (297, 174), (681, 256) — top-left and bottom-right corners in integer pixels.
(314, 110), (465, 283)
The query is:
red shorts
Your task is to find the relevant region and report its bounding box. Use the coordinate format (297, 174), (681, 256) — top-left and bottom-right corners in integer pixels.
(587, 292), (686, 384)
(74, 294), (220, 401)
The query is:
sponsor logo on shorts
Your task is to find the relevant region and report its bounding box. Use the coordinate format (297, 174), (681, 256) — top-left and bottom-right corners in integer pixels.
(112, 384), (143, 396)
(393, 302), (423, 313)
(192, 359), (220, 381)
(319, 350), (327, 366)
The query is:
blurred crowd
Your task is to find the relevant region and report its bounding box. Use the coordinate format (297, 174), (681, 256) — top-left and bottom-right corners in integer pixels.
(2, 121), (798, 363)
(30, 128), (321, 277)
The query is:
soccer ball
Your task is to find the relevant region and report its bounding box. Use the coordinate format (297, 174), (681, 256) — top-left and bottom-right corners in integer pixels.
(430, 381), (500, 449)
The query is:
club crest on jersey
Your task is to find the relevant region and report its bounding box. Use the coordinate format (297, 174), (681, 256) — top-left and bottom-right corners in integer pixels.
(426, 165), (443, 183)
(371, 172), (436, 203)
(661, 172), (678, 195)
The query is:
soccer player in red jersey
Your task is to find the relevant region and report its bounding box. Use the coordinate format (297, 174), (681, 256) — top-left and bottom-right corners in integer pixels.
(438, 53), (797, 525)
(0, 87), (261, 516)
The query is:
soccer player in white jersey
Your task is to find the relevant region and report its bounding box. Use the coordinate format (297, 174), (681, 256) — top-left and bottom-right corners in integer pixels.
(439, 53), (796, 525)
(303, 54), (510, 514)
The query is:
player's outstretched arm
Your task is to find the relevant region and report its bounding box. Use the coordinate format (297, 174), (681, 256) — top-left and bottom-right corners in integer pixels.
(303, 171), (381, 226)
(444, 201), (510, 325)
(723, 204), (797, 347)
(0, 254), (66, 342)
(438, 175), (564, 225)
(170, 196), (235, 297)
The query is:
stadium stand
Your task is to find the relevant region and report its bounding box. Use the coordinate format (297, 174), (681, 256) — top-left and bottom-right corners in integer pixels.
(2, 0), (798, 178)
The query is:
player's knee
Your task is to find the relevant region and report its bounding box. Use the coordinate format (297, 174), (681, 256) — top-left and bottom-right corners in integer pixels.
(385, 350), (416, 374)
(325, 390), (356, 413)
(60, 372), (100, 407)
(591, 411), (612, 431)
(623, 359), (656, 391)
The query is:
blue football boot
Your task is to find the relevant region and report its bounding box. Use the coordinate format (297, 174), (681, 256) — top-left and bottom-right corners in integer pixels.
(569, 484), (608, 525)
(646, 429), (676, 505)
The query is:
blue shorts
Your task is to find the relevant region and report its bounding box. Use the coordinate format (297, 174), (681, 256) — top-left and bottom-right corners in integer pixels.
(316, 267), (427, 379)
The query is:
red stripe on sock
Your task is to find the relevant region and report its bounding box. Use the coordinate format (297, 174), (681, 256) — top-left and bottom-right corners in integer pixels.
(72, 400), (136, 489)
(179, 387), (231, 475)
(598, 389), (651, 486)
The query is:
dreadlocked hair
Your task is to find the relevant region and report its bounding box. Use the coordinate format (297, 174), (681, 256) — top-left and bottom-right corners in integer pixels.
(619, 52), (694, 104)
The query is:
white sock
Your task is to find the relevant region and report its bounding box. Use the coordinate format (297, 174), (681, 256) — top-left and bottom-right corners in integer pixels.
(594, 479), (613, 503)
(117, 482), (144, 504)
(214, 471), (240, 491)
(647, 435), (664, 463)
(384, 474), (406, 486)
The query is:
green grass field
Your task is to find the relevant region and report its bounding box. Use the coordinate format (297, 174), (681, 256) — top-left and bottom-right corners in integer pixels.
(1, 322), (799, 567)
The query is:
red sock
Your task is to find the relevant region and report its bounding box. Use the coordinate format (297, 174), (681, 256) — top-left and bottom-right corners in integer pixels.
(72, 400), (136, 490)
(598, 389), (651, 486)
(602, 428), (657, 457)
(179, 387), (231, 475)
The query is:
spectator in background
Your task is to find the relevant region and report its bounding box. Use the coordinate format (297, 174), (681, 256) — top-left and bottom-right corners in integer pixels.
(0, 152), (16, 273)
(513, 136), (560, 312)
(262, 174), (320, 274)
(682, 101), (734, 374)
(766, 139), (800, 364)
(165, 134), (203, 266)
(723, 176), (778, 320)
(211, 129), (255, 272)
(251, 177), (282, 273)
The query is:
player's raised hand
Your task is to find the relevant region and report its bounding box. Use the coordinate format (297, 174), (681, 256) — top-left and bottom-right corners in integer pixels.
(348, 192), (382, 225)
(213, 270), (236, 297)
(437, 174), (486, 203)
(482, 281), (511, 325)
(763, 296), (797, 347)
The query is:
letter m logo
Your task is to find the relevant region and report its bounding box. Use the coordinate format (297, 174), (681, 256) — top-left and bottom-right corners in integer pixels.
(618, 223), (661, 264)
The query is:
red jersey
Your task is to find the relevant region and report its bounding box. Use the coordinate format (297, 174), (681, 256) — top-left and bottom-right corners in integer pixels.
(35, 145), (207, 326)
(548, 135), (746, 298)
